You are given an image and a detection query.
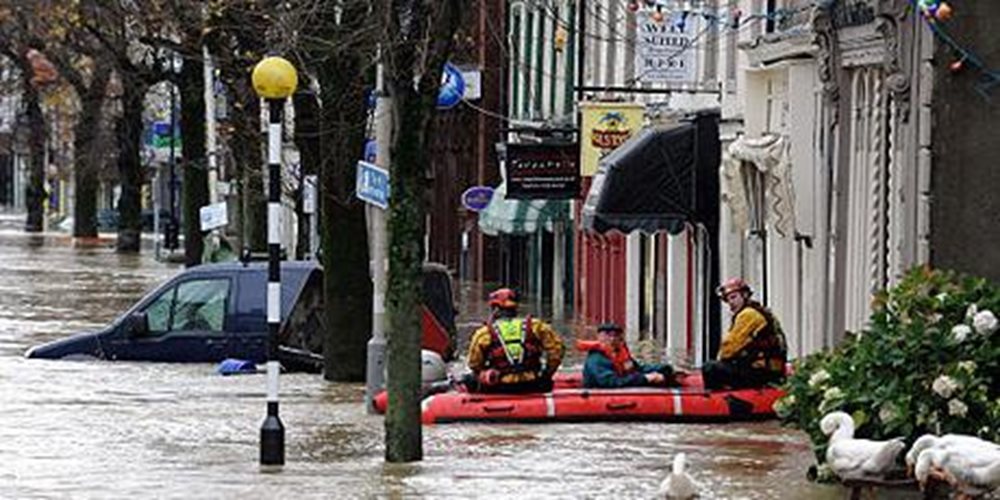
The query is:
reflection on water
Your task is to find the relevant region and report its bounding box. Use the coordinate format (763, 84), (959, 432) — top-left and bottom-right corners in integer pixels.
(0, 224), (862, 498)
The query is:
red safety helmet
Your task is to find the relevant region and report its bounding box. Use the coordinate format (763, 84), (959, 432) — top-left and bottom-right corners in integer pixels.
(717, 277), (752, 299)
(488, 288), (518, 309)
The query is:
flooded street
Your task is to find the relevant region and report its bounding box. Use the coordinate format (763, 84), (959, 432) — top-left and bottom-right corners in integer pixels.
(0, 218), (848, 499)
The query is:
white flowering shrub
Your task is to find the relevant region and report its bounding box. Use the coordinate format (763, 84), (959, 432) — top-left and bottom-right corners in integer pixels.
(777, 267), (1000, 464)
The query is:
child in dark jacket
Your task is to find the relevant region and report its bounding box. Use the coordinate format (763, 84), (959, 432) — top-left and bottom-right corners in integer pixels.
(579, 323), (673, 388)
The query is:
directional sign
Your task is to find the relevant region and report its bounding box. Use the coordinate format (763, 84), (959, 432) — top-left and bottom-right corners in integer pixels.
(437, 62), (465, 109)
(356, 160), (390, 209)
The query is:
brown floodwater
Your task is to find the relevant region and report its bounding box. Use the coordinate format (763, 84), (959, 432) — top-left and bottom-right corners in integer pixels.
(0, 217), (878, 498)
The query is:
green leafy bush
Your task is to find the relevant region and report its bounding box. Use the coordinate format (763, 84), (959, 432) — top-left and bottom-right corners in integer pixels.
(776, 266), (1000, 463)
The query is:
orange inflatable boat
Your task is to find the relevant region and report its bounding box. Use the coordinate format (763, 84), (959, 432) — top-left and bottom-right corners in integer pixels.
(373, 372), (784, 424)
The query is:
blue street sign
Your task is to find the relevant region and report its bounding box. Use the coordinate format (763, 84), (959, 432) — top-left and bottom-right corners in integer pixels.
(356, 160), (390, 209)
(461, 186), (495, 212)
(437, 62), (465, 109)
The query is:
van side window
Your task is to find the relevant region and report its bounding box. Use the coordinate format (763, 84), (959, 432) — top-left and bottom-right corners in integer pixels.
(173, 279), (229, 331)
(146, 288), (175, 335)
(143, 278), (229, 335)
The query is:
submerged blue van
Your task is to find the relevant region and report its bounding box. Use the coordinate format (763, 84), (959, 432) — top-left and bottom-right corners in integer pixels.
(25, 260), (457, 370)
(25, 261), (325, 368)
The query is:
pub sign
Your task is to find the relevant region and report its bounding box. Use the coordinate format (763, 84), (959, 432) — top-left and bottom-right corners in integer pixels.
(505, 143), (580, 200)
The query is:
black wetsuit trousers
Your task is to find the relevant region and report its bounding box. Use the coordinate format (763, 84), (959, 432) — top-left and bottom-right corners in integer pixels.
(460, 373), (554, 394)
(702, 360), (783, 390)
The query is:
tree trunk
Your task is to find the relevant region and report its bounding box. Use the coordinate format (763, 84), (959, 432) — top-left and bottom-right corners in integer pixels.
(180, 58), (208, 266)
(23, 80), (46, 233)
(382, 0), (463, 464)
(230, 80), (264, 253)
(313, 3), (374, 382)
(317, 73), (372, 382)
(71, 61), (112, 238)
(292, 87), (319, 261)
(383, 82), (427, 463)
(115, 76), (145, 253)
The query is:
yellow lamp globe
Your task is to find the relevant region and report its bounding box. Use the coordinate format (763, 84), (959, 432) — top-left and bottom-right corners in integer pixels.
(252, 56), (298, 99)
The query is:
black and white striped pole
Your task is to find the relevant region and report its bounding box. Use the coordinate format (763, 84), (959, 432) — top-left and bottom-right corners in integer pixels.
(251, 56), (298, 470)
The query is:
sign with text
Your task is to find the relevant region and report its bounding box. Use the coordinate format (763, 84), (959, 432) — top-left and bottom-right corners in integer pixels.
(505, 143), (580, 200)
(635, 10), (699, 84)
(199, 202), (228, 231)
(579, 102), (645, 176)
(356, 161), (390, 209)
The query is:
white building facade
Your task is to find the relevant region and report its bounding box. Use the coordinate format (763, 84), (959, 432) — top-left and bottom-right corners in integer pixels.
(504, 0), (932, 363)
(730, 0), (933, 356)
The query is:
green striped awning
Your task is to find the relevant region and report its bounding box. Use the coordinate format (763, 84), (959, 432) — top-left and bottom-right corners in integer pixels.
(478, 182), (570, 236)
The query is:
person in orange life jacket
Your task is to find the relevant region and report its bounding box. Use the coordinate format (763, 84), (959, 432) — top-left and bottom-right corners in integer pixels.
(702, 278), (788, 390)
(462, 288), (565, 394)
(579, 322), (673, 388)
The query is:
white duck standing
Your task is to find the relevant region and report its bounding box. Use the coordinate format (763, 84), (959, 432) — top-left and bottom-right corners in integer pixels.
(658, 453), (699, 499)
(820, 411), (906, 480)
(913, 439), (1000, 499)
(905, 433), (1000, 474)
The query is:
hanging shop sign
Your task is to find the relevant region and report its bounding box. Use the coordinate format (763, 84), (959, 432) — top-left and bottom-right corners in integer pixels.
(505, 143), (580, 200)
(579, 102), (645, 176)
(634, 10), (699, 84)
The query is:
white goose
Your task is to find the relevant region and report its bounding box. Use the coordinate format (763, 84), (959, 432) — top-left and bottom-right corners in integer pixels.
(913, 440), (1000, 499)
(820, 411), (906, 480)
(658, 453), (699, 499)
(905, 433), (1000, 473)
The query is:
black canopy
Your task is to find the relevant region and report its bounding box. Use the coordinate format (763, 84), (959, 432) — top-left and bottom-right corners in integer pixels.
(581, 111), (720, 235)
(580, 110), (722, 358)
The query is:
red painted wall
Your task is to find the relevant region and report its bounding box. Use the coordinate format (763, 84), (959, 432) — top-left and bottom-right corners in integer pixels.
(574, 177), (627, 328)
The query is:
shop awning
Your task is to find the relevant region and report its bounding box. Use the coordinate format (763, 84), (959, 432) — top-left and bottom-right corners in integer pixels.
(478, 182), (570, 236)
(581, 112), (720, 234)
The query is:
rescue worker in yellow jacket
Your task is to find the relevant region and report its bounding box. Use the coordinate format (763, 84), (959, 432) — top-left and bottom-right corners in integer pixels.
(703, 278), (787, 390)
(463, 288), (565, 393)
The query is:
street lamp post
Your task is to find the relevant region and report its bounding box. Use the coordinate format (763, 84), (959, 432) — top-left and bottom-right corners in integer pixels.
(251, 55), (298, 469)
(166, 81), (179, 250)
(163, 51), (182, 251)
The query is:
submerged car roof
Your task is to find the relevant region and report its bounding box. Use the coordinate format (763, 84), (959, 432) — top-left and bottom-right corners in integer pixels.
(186, 260), (321, 275)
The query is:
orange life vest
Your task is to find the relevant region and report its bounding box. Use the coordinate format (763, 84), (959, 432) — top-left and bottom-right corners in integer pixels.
(576, 340), (637, 375)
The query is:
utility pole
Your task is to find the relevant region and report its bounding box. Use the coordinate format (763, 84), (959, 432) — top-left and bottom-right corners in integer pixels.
(251, 55), (298, 471)
(153, 169), (162, 261)
(365, 60), (390, 413)
(166, 81), (179, 250)
(204, 46), (219, 205)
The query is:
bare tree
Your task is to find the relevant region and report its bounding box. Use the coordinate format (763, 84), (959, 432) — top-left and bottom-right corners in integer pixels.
(292, 0), (378, 381)
(23, 0), (114, 239)
(78, 2), (170, 252)
(206, 1), (273, 256)
(381, 0), (464, 463)
(0, 8), (50, 232)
